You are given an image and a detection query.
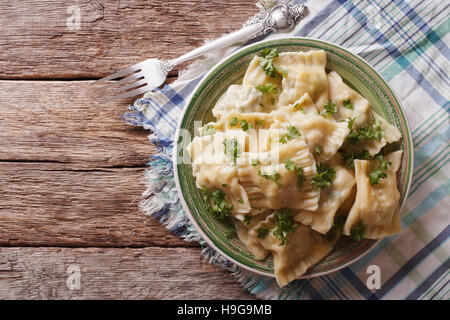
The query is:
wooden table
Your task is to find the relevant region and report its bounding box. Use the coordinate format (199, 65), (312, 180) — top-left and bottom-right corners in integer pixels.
(0, 0), (259, 299)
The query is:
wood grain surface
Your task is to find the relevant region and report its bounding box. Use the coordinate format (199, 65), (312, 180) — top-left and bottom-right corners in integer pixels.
(0, 0), (259, 299)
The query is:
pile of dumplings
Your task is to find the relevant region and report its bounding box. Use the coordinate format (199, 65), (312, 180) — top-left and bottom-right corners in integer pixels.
(187, 49), (403, 287)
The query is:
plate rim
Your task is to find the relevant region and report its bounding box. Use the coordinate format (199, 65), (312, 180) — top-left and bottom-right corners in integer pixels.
(173, 36), (414, 279)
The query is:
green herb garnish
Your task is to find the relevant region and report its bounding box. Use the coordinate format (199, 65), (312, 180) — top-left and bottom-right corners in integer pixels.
(347, 115), (384, 145)
(369, 155), (391, 185)
(284, 158), (306, 188)
(343, 99), (354, 110)
(243, 214), (252, 226)
(251, 159), (260, 167)
(279, 125), (301, 144)
(259, 48), (280, 78)
(340, 149), (370, 169)
(311, 163), (336, 189)
(237, 197), (244, 204)
(258, 169), (282, 188)
(223, 138), (240, 165)
(226, 228), (237, 239)
(315, 145), (322, 155)
(229, 117), (239, 126)
(320, 100), (337, 117)
(350, 220), (366, 240)
(255, 83), (278, 95)
(255, 119), (265, 126)
(272, 209), (298, 246)
(257, 228), (269, 239)
(222, 183), (228, 187)
(200, 187), (233, 219)
(240, 119), (252, 132)
(324, 215), (347, 241)
(203, 124), (217, 136)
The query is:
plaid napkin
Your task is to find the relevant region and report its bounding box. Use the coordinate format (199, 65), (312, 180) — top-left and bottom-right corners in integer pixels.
(124, 0), (450, 300)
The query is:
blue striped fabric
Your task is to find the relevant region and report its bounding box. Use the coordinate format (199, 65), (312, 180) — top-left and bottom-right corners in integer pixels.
(126, 0), (450, 299)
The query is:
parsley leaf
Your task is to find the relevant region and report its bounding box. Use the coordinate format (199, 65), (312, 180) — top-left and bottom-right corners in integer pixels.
(320, 100), (337, 117)
(279, 125), (301, 144)
(237, 197), (244, 204)
(251, 159), (260, 167)
(255, 119), (265, 126)
(347, 115), (384, 145)
(259, 48), (280, 78)
(203, 125), (217, 136)
(240, 119), (252, 132)
(311, 163), (336, 189)
(225, 228), (237, 239)
(257, 228), (269, 239)
(315, 145), (322, 155)
(200, 187), (233, 220)
(369, 155), (392, 185)
(340, 149), (370, 169)
(258, 169), (282, 188)
(343, 99), (354, 110)
(272, 209), (298, 246)
(350, 220), (366, 240)
(229, 117), (238, 126)
(324, 215), (346, 241)
(243, 214), (252, 226)
(223, 139), (240, 165)
(284, 158), (306, 189)
(255, 83), (278, 95)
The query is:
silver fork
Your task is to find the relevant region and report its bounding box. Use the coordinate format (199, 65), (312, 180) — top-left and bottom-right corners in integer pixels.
(96, 3), (308, 102)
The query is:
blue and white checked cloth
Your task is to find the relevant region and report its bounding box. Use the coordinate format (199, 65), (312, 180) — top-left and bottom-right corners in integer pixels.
(124, 0), (450, 300)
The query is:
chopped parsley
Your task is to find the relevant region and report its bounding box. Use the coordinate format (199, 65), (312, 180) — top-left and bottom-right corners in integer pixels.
(237, 197), (244, 204)
(200, 187), (233, 220)
(340, 149), (370, 169)
(320, 100), (337, 117)
(347, 115), (384, 145)
(223, 139), (240, 165)
(343, 99), (354, 110)
(324, 215), (346, 241)
(240, 119), (252, 131)
(222, 183), (228, 187)
(257, 228), (269, 239)
(279, 125), (301, 144)
(255, 119), (265, 126)
(229, 117), (239, 126)
(225, 228), (237, 239)
(271, 98), (276, 105)
(284, 158), (306, 188)
(255, 83), (278, 95)
(259, 48), (280, 78)
(350, 220), (366, 240)
(369, 155), (392, 185)
(315, 145), (322, 155)
(243, 214), (252, 226)
(251, 159), (260, 167)
(311, 163), (336, 189)
(202, 124), (217, 136)
(272, 209), (298, 246)
(258, 169), (282, 188)
(293, 102), (304, 113)
(347, 117), (356, 130)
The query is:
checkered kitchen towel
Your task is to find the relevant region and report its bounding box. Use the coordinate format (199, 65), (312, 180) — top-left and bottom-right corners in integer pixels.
(124, 0), (450, 299)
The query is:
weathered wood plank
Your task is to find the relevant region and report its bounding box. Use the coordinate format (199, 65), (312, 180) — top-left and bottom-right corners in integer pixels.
(0, 162), (192, 247)
(0, 247), (255, 299)
(0, 0), (258, 79)
(0, 80), (153, 167)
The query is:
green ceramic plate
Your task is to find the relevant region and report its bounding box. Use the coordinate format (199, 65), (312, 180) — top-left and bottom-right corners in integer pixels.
(173, 37), (413, 279)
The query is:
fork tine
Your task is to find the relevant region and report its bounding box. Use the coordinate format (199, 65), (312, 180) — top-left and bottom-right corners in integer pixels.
(99, 71), (144, 90)
(108, 79), (147, 95)
(104, 85), (151, 102)
(96, 64), (141, 84)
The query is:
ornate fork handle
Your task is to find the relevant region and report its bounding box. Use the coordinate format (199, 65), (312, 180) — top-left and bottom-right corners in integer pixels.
(162, 3), (308, 72)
